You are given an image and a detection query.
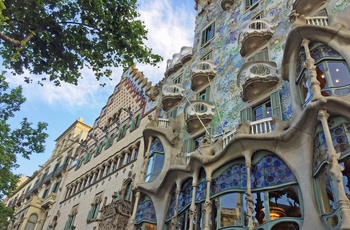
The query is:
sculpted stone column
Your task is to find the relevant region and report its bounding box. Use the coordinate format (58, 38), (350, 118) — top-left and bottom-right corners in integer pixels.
(203, 176), (212, 230)
(318, 110), (350, 229)
(301, 39), (323, 101)
(189, 174), (198, 230)
(170, 188), (181, 230)
(128, 191), (141, 229)
(245, 158), (254, 230)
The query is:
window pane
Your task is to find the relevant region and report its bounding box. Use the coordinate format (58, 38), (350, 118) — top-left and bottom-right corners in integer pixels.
(328, 61), (350, 88)
(341, 159), (350, 199)
(254, 105), (263, 121)
(316, 64), (330, 96)
(268, 186), (301, 219)
(220, 193), (243, 227)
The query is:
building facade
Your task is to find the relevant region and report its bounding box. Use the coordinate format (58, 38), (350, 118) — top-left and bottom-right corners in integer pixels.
(6, 118), (91, 230)
(6, 0), (350, 229)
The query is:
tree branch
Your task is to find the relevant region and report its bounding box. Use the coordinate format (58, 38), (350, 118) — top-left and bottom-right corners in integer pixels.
(0, 31), (21, 47)
(57, 21), (100, 31)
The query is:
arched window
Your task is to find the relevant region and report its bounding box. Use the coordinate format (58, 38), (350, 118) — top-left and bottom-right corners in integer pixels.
(24, 214), (38, 230)
(145, 138), (165, 182)
(313, 116), (350, 228)
(297, 43), (350, 106)
(135, 194), (157, 229)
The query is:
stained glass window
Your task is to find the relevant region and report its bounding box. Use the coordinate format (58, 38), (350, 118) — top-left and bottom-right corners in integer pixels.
(135, 195), (157, 224)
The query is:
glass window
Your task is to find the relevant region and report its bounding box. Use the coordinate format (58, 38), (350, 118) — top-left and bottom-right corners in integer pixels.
(201, 22), (215, 46)
(196, 87), (210, 112)
(245, 0), (259, 10)
(219, 193), (243, 227)
(145, 138), (165, 183)
(24, 214), (38, 230)
(249, 47), (269, 62)
(200, 51), (213, 70)
(253, 100), (272, 121)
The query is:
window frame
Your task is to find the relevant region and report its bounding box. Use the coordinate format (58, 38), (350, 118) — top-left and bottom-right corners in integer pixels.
(201, 21), (215, 47)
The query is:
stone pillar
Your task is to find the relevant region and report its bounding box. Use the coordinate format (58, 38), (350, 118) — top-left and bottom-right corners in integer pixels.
(170, 188), (181, 230)
(245, 158), (254, 230)
(203, 176), (212, 230)
(189, 179), (198, 230)
(128, 191), (141, 229)
(318, 109), (350, 229)
(301, 39), (323, 101)
(140, 137), (153, 181)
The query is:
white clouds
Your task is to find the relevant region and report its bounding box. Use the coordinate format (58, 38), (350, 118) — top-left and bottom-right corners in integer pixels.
(137, 0), (196, 83)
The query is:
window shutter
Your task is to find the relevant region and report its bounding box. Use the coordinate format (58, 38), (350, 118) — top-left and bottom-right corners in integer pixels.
(184, 138), (195, 153)
(201, 30), (206, 46)
(94, 203), (101, 219)
(270, 90), (282, 119)
(87, 206), (94, 220)
(130, 119), (136, 131)
(240, 107), (253, 124)
(205, 87), (211, 101)
(64, 217), (72, 230)
(136, 114), (142, 127)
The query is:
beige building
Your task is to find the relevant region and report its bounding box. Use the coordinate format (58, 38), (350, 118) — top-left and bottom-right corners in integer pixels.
(6, 118), (91, 230)
(6, 0), (350, 229)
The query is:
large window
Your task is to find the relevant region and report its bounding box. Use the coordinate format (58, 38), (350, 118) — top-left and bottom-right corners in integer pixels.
(145, 138), (165, 183)
(24, 214), (38, 230)
(201, 22), (215, 46)
(297, 43), (350, 106)
(253, 100), (272, 121)
(313, 117), (350, 228)
(135, 194), (157, 229)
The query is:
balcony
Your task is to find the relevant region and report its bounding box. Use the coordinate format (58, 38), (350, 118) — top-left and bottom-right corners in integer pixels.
(237, 61), (279, 102)
(250, 117), (274, 134)
(165, 46), (193, 77)
(185, 100), (215, 133)
(291, 14), (329, 28)
(162, 84), (184, 111)
(239, 18), (274, 57)
(41, 193), (57, 209)
(220, 0), (234, 10)
(191, 60), (216, 91)
(144, 117), (180, 144)
(291, 0), (325, 17)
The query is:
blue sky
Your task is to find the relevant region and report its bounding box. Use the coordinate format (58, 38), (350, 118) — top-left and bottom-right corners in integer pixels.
(3, 0), (196, 177)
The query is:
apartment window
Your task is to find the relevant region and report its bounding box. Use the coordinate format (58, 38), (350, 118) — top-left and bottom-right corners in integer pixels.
(248, 47), (269, 62)
(87, 193), (102, 222)
(253, 100), (272, 121)
(167, 107), (177, 119)
(133, 148), (139, 160)
(201, 22), (215, 46)
(117, 124), (127, 141)
(240, 90), (282, 125)
(25, 214), (38, 230)
(173, 74), (183, 93)
(200, 51), (213, 70)
(52, 180), (61, 193)
(196, 87), (211, 112)
(145, 138), (165, 183)
(297, 43), (350, 106)
(42, 186), (51, 199)
(64, 206), (78, 230)
(245, 0), (259, 10)
(105, 165), (110, 176)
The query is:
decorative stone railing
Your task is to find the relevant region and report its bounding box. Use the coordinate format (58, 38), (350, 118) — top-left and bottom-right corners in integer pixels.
(158, 118), (170, 128)
(165, 46), (193, 76)
(162, 84), (184, 96)
(238, 61), (279, 102)
(190, 60), (216, 90)
(305, 16), (328, 26)
(185, 100), (215, 133)
(250, 117), (274, 134)
(185, 101), (216, 118)
(222, 129), (236, 148)
(239, 18), (274, 42)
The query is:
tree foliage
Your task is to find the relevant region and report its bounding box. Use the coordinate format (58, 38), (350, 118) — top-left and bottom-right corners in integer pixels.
(0, 0), (162, 86)
(0, 73), (48, 227)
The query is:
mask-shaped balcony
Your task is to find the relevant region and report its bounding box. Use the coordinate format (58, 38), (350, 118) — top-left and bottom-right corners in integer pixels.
(239, 18), (274, 57)
(191, 60), (216, 91)
(290, 14), (329, 28)
(165, 46), (193, 77)
(291, 0), (326, 17)
(220, 0), (235, 10)
(185, 100), (215, 133)
(238, 61), (279, 102)
(162, 84), (184, 111)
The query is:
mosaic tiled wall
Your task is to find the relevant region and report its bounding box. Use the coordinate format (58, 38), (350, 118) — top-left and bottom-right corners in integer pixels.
(161, 0), (350, 137)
